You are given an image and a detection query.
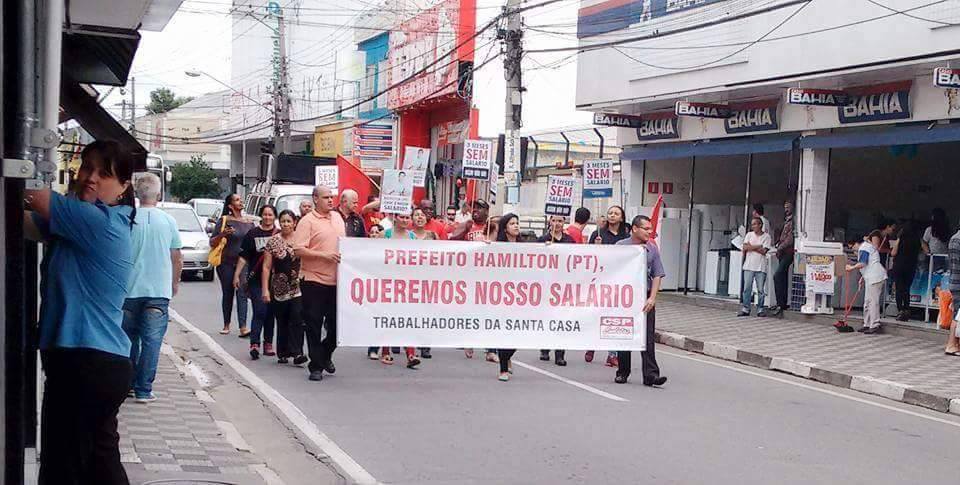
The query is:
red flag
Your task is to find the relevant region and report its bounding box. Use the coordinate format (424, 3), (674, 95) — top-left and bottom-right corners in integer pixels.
(336, 155), (377, 208)
(650, 194), (664, 245)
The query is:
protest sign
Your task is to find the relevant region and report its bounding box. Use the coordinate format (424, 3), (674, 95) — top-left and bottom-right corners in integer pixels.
(402, 146), (430, 187)
(381, 169), (414, 214)
(805, 255), (835, 295)
(582, 159), (613, 198)
(314, 165), (339, 194)
(462, 139), (492, 180)
(337, 238), (648, 350)
(545, 175), (575, 216)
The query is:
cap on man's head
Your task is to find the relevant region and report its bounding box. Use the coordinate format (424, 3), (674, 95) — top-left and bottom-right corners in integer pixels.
(471, 199), (489, 209)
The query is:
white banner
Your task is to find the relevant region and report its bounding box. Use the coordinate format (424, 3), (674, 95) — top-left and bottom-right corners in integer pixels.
(545, 175), (575, 217)
(337, 238), (648, 350)
(402, 146), (430, 187)
(582, 159), (613, 198)
(462, 139), (492, 180)
(314, 165), (339, 194)
(381, 169), (414, 214)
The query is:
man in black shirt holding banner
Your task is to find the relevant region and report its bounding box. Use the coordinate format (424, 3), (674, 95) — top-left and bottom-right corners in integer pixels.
(614, 215), (668, 387)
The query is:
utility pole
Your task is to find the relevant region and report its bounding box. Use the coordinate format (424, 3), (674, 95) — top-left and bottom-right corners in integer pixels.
(130, 76), (136, 135)
(277, 11), (291, 155)
(501, 0), (523, 213)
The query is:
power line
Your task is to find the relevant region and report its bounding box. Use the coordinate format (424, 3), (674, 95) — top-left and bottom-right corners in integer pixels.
(863, 0), (957, 26)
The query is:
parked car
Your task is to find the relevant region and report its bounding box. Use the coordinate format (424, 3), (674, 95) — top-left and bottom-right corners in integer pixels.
(159, 202), (214, 281)
(245, 181), (314, 219)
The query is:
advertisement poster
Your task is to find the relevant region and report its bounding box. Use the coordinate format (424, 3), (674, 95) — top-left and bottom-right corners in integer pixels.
(337, 238), (648, 350)
(545, 175), (575, 217)
(314, 165), (339, 194)
(805, 255), (835, 295)
(582, 159), (613, 198)
(462, 139), (493, 180)
(355, 121), (395, 170)
(381, 169), (414, 214)
(402, 146), (431, 187)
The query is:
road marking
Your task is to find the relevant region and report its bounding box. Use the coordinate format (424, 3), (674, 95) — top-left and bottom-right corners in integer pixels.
(512, 361), (629, 402)
(170, 309), (379, 485)
(660, 349), (960, 429)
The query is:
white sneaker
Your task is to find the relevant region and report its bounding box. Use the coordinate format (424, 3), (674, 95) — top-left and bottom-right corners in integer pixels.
(368, 350), (379, 360)
(135, 394), (157, 404)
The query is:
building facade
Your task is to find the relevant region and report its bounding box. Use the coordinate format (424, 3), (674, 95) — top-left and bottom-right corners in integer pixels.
(575, 0), (960, 319)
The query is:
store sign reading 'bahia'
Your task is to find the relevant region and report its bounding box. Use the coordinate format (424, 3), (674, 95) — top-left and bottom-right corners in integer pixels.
(838, 82), (912, 124)
(725, 100), (779, 134)
(635, 113), (680, 141)
(934, 67), (960, 89)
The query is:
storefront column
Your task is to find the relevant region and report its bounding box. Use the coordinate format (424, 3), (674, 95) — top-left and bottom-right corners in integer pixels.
(797, 142), (829, 242)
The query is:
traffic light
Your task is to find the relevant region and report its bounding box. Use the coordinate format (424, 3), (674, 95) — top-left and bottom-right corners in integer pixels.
(260, 139), (275, 154)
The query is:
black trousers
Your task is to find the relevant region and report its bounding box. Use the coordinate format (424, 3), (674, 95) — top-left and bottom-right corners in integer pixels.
(617, 308), (659, 382)
(39, 348), (133, 485)
(301, 281), (338, 372)
(273, 296), (305, 358)
(498, 349), (516, 373)
(892, 267), (916, 312)
(773, 253), (793, 309)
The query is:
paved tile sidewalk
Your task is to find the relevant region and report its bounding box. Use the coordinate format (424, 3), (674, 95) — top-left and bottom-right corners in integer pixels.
(118, 347), (269, 484)
(655, 299), (960, 414)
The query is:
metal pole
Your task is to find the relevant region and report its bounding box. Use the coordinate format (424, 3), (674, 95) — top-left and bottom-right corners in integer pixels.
(683, 157), (697, 295)
(741, 153), (753, 305)
(241, 113), (247, 193)
(39, 0), (62, 181)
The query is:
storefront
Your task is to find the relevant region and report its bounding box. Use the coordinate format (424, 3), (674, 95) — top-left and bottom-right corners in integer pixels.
(608, 74), (960, 327)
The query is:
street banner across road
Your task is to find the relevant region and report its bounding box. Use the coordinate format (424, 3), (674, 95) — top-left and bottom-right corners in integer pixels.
(337, 238), (648, 350)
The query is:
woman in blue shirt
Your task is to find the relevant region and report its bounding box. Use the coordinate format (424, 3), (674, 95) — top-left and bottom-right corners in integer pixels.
(25, 140), (136, 484)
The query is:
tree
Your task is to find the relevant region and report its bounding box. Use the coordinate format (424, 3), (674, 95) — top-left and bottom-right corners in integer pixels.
(145, 87), (194, 114)
(169, 155), (221, 202)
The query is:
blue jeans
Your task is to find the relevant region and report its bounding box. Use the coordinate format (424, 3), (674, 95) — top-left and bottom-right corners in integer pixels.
(741, 269), (767, 312)
(122, 297), (170, 398)
(247, 283), (275, 346)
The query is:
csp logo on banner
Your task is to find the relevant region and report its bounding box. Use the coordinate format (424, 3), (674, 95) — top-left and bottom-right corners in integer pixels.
(599, 316), (634, 340)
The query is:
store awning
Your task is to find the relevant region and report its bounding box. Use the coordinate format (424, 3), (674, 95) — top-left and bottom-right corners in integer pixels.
(799, 122), (960, 149)
(621, 134), (797, 160)
(60, 75), (148, 170)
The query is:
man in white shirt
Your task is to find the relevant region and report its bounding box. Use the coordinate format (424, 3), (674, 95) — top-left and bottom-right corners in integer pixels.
(738, 217), (772, 317)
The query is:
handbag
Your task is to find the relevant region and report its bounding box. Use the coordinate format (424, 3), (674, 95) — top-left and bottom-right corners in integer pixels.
(207, 217), (228, 267)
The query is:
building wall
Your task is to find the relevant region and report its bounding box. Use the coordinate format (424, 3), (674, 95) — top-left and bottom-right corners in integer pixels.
(576, 0), (960, 110)
(358, 32), (390, 120)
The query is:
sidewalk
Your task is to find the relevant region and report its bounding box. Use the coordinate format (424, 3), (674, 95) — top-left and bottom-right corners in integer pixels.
(118, 345), (273, 484)
(655, 297), (960, 415)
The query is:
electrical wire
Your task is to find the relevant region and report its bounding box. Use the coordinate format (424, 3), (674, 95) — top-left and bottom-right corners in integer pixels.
(863, 0), (957, 26)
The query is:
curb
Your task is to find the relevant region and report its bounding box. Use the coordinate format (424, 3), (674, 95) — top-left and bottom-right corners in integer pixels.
(654, 330), (960, 416)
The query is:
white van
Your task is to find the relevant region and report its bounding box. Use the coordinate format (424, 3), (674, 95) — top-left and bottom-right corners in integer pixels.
(244, 181), (314, 218)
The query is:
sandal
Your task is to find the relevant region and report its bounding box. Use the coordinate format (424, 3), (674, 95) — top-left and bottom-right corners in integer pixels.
(498, 372), (510, 382)
(238, 329), (250, 338)
(380, 354), (395, 365)
(464, 348), (474, 359)
(219, 327), (230, 335)
(406, 356), (421, 369)
(945, 351), (960, 356)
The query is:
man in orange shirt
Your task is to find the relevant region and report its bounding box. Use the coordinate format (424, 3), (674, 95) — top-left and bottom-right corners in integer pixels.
(292, 186), (346, 382)
(565, 207), (590, 244)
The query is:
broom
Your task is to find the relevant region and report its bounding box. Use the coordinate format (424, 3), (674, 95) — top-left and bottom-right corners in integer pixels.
(834, 271), (861, 333)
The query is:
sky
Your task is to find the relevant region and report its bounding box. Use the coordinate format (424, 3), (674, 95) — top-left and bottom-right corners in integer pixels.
(101, 0), (591, 137)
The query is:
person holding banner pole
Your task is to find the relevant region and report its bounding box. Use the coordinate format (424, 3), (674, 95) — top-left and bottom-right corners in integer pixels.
(495, 213), (526, 381)
(587, 206), (631, 366)
(614, 215), (668, 386)
(537, 215), (576, 367)
(292, 186), (346, 382)
(449, 199), (499, 363)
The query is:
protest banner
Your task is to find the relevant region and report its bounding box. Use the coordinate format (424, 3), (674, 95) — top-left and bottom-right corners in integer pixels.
(582, 159), (613, 198)
(381, 169), (414, 214)
(337, 238), (648, 350)
(314, 165), (339, 194)
(402, 146), (430, 187)
(545, 175), (575, 216)
(462, 139), (492, 180)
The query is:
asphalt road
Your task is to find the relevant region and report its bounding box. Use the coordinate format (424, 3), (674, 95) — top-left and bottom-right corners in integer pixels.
(172, 279), (960, 485)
